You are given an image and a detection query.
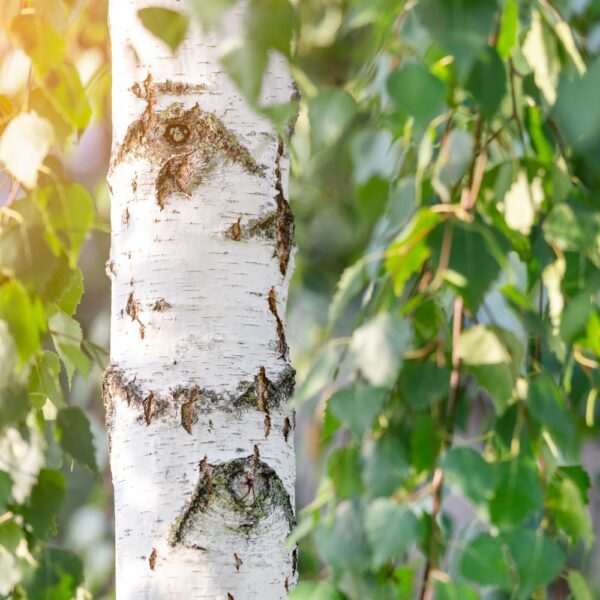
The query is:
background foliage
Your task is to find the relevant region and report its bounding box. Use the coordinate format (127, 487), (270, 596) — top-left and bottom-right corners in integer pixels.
(1, 0), (600, 599)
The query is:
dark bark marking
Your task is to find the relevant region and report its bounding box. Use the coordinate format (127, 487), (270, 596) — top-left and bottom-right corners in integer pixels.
(143, 392), (154, 426)
(268, 287), (288, 359)
(284, 578), (289, 592)
(233, 553), (243, 571)
(156, 151), (194, 210)
(274, 137), (294, 277)
(264, 414), (271, 438)
(181, 386), (199, 434)
(125, 291), (145, 339)
(231, 215), (242, 241)
(152, 298), (171, 311)
(283, 416), (292, 442)
(292, 547), (298, 575)
(149, 548), (157, 570)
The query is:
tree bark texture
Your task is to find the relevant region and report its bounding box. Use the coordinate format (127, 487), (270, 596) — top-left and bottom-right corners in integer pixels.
(104, 2), (296, 598)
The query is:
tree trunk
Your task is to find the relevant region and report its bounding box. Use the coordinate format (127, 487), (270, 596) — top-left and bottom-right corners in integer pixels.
(104, 2), (296, 598)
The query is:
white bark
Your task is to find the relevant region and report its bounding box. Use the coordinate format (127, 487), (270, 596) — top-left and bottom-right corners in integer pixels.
(105, 2), (296, 598)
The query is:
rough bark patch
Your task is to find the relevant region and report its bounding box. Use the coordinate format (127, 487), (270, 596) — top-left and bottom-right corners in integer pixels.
(102, 364), (295, 426)
(225, 211), (278, 242)
(112, 74), (266, 210)
(168, 455), (295, 547)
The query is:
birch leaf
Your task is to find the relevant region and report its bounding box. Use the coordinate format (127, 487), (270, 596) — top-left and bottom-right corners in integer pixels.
(0, 112), (53, 189)
(138, 8), (189, 52)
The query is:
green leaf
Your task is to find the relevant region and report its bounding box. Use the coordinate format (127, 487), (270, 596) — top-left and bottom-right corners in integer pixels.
(0, 521), (30, 595)
(387, 63), (446, 128)
(362, 433), (409, 497)
(329, 258), (369, 324)
(0, 280), (44, 365)
(0, 111), (54, 189)
(289, 582), (347, 600)
(522, 9), (559, 105)
(567, 570), (594, 600)
(543, 201), (600, 267)
(29, 351), (63, 410)
(48, 311), (90, 385)
(415, 0), (497, 78)
(365, 498), (420, 566)
(9, 14), (65, 76)
(221, 40), (268, 105)
(410, 415), (441, 473)
(245, 0), (295, 57)
(0, 472), (11, 513)
(327, 447), (362, 498)
(458, 325), (512, 366)
(42, 63), (92, 131)
(351, 313), (412, 388)
(138, 8), (189, 52)
(385, 208), (441, 296)
(351, 129), (399, 184)
(490, 461), (542, 526)
(432, 222), (503, 310)
(315, 500), (370, 573)
(496, 0), (518, 59)
(309, 89), (357, 152)
(400, 360), (449, 410)
(56, 407), (97, 473)
(505, 529), (565, 600)
(25, 547), (83, 600)
(36, 184), (94, 266)
(465, 48), (506, 121)
(22, 469), (65, 540)
(442, 447), (496, 507)
(527, 374), (574, 453)
(433, 581), (479, 600)
(191, 0), (237, 29)
(460, 533), (511, 588)
(547, 472), (594, 548)
(552, 59), (600, 150)
(328, 385), (388, 438)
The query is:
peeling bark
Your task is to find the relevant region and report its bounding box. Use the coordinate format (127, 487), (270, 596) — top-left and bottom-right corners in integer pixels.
(106, 2), (296, 596)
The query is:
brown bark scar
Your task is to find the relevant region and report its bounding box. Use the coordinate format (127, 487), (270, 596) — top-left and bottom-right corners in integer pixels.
(284, 578), (289, 592)
(231, 215), (242, 241)
(268, 287), (288, 359)
(149, 548), (157, 570)
(233, 553), (243, 571)
(152, 298), (171, 311)
(113, 73), (266, 211)
(256, 367), (269, 413)
(143, 392), (154, 426)
(264, 414), (271, 438)
(125, 291), (145, 339)
(283, 416), (292, 442)
(181, 385), (199, 434)
(274, 137), (294, 277)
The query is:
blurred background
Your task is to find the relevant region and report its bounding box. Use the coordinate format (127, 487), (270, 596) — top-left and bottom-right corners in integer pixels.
(2, 0), (600, 597)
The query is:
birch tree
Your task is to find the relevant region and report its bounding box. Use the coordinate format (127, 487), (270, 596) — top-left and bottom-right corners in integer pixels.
(104, 1), (297, 597)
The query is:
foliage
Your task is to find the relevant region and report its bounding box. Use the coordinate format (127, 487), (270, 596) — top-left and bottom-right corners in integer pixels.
(0, 0), (109, 597)
(140, 0), (600, 597)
